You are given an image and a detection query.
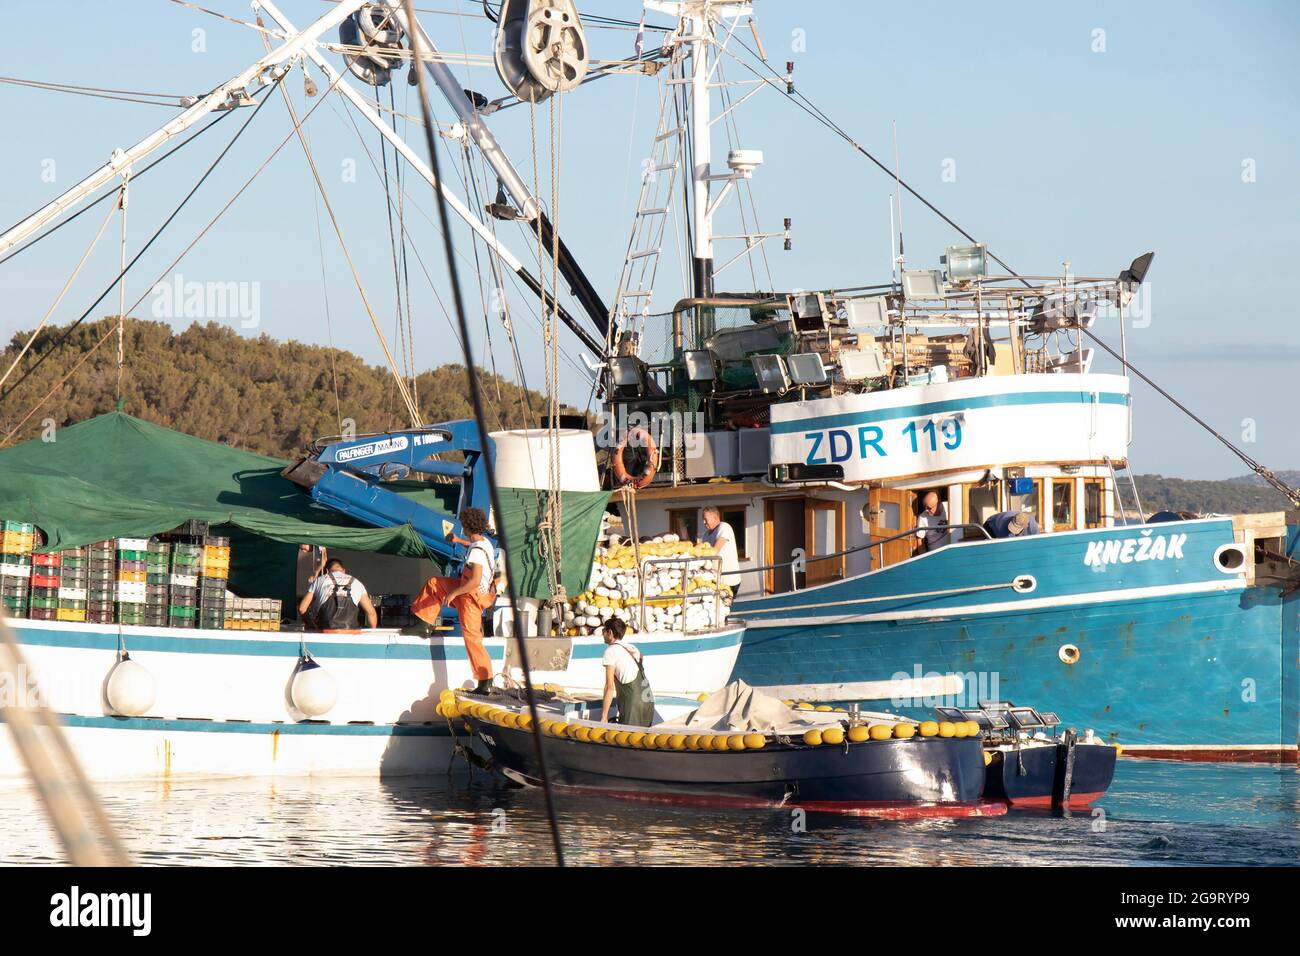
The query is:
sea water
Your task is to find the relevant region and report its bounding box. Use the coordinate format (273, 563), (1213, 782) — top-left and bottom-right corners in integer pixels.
(1, 760), (1296, 866)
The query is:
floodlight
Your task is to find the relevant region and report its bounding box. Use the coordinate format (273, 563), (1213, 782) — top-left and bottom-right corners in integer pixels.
(751, 354), (790, 395)
(941, 243), (987, 281)
(838, 346), (888, 381)
(844, 295), (888, 330)
(787, 352), (828, 386)
(683, 349), (719, 383)
(902, 269), (944, 299)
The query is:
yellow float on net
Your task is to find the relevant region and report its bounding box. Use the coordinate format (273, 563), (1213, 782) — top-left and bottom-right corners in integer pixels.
(588, 727), (606, 743)
(814, 705), (833, 713)
(821, 727), (845, 746)
(796, 702), (813, 711)
(518, 714), (533, 731)
(952, 721), (968, 738)
(919, 721), (940, 737)
(669, 734), (688, 750)
(893, 723), (916, 739)
(937, 721), (957, 738)
(964, 720), (982, 737)
(628, 732), (647, 748)
(686, 734), (703, 751)
(574, 727), (591, 742)
(869, 724), (892, 741)
(847, 725), (871, 743)
(611, 731), (628, 746)
(697, 735), (716, 751)
(802, 729), (823, 747)
(743, 733), (765, 750)
(1114, 743), (1124, 757)
(727, 734), (747, 751)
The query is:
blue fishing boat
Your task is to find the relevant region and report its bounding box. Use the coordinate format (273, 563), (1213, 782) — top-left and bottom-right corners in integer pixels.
(590, 2), (1300, 763)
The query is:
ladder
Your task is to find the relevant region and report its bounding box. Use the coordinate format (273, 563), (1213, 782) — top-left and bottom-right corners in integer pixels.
(609, 69), (685, 342)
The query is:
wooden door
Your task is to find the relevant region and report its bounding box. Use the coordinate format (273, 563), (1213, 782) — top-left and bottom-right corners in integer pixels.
(804, 499), (846, 587)
(866, 487), (914, 569)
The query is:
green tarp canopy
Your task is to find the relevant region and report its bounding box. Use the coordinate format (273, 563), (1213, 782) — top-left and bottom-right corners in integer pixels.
(0, 413), (445, 605)
(0, 412), (609, 606)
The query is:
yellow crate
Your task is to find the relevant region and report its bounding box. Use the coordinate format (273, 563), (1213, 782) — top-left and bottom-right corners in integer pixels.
(117, 571), (147, 584)
(56, 608), (87, 622)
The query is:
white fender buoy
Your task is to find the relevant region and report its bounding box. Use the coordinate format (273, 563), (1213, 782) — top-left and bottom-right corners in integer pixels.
(290, 658), (337, 718)
(105, 656), (156, 717)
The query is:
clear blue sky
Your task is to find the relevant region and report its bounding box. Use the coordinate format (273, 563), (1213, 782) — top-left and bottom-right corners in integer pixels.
(2, 0), (1297, 478)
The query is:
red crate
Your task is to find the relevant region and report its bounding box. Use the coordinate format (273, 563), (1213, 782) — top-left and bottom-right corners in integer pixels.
(32, 553), (61, 568)
(31, 573), (61, 589)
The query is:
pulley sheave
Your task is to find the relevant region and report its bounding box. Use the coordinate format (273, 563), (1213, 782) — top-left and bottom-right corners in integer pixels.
(339, 4), (407, 88)
(494, 0), (589, 103)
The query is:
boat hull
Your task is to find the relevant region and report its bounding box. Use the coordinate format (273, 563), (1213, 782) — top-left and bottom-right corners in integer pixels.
(733, 518), (1300, 762)
(469, 718), (1001, 817)
(0, 618), (744, 781)
(982, 742), (1118, 808)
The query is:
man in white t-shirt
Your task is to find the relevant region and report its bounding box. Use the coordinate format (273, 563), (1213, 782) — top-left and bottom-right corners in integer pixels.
(412, 507), (499, 695)
(599, 617), (653, 726)
(298, 558), (378, 630)
(700, 506), (743, 596)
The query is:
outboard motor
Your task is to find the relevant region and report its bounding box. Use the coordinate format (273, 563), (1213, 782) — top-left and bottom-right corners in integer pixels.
(339, 4), (407, 87)
(494, 0), (589, 103)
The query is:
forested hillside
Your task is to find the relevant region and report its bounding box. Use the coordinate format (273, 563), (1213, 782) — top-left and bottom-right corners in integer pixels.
(0, 318), (578, 458)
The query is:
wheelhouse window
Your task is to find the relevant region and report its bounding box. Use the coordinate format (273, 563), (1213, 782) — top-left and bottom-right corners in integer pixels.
(721, 507), (748, 559)
(667, 508), (698, 542)
(1084, 479), (1106, 529)
(1051, 479), (1075, 531)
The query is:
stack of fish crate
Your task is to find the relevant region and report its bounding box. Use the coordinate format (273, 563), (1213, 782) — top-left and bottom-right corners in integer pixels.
(56, 546), (88, 622)
(168, 541), (201, 629)
(198, 536), (230, 630)
(115, 538), (152, 626)
(0, 521), (35, 620)
(30, 550), (61, 622)
(224, 596), (282, 631)
(86, 540), (116, 623)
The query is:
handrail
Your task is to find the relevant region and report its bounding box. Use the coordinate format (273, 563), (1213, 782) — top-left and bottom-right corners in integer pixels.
(741, 522), (993, 577)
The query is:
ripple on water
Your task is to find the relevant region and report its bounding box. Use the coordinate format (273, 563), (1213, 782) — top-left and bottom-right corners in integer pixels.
(0, 760), (1296, 866)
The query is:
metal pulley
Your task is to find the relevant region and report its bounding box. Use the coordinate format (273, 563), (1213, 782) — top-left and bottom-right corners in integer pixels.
(493, 0), (589, 104)
(338, 4), (407, 87)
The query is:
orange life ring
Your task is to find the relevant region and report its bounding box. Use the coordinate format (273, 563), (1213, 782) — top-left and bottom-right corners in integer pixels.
(613, 427), (660, 489)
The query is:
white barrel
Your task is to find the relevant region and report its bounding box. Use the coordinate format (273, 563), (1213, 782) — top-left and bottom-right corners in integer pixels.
(490, 428), (599, 492)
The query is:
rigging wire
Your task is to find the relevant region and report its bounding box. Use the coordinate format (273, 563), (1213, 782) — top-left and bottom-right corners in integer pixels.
(0, 75), (187, 107)
(0, 82), (279, 408)
(404, 0), (565, 867)
(258, 17), (422, 428)
(0, 106), (240, 268)
(0, 197), (119, 393)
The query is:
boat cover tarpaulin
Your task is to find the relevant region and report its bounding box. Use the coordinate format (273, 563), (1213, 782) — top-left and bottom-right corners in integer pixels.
(495, 487), (610, 601)
(681, 681), (903, 734)
(0, 412), (438, 557)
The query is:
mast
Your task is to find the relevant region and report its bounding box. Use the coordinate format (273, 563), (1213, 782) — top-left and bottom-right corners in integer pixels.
(685, 5), (714, 299)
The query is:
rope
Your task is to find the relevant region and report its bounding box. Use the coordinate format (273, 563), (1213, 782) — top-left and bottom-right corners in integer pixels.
(116, 176), (128, 404)
(0, 74), (186, 108)
(258, 19), (422, 428)
(405, 0), (564, 867)
(0, 195), (118, 393)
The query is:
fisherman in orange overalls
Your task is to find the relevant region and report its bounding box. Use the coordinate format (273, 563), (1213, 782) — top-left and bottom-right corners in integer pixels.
(412, 507), (499, 695)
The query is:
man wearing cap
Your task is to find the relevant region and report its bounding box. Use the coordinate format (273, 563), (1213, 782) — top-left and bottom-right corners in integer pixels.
(983, 510), (1042, 539)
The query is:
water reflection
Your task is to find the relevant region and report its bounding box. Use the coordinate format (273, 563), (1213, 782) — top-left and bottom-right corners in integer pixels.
(0, 761), (1296, 866)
